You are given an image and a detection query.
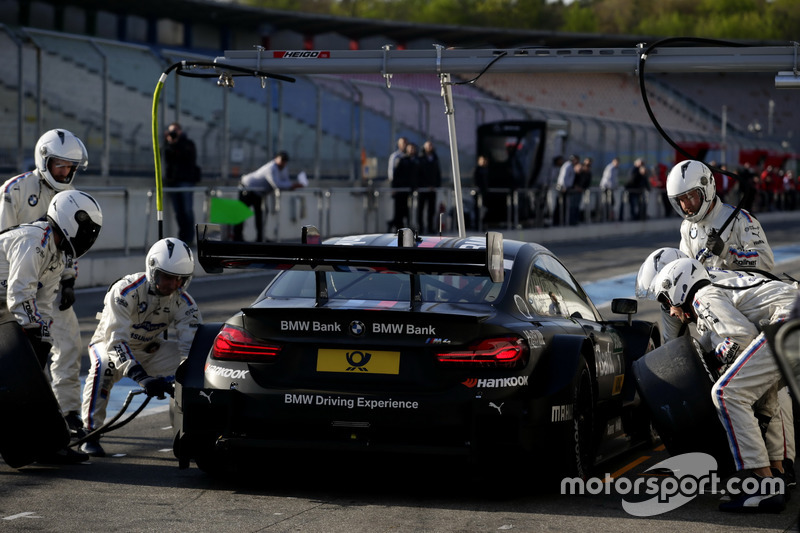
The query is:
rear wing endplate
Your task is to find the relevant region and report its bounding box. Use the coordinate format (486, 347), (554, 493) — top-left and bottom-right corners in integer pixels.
(195, 224), (504, 283)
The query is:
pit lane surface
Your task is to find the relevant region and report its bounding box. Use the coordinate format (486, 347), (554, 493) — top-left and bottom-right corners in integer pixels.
(2, 222), (800, 532)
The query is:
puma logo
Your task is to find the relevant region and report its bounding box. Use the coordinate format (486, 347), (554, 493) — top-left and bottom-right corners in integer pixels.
(489, 402), (504, 414)
(199, 391), (213, 403)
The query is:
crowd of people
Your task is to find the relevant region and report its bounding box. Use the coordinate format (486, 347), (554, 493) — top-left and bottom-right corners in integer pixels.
(387, 136), (443, 234)
(468, 149), (799, 230)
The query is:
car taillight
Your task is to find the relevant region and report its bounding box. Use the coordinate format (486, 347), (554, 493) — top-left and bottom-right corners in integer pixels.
(211, 324), (281, 362)
(435, 336), (528, 368)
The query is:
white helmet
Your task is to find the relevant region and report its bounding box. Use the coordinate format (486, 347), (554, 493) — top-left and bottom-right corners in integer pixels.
(635, 247), (689, 300)
(47, 190), (103, 258)
(146, 238), (195, 291)
(666, 160), (716, 223)
(35, 129), (89, 192)
(651, 257), (710, 311)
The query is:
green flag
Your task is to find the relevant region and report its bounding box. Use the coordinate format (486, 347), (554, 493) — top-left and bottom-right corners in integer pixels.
(209, 197), (253, 225)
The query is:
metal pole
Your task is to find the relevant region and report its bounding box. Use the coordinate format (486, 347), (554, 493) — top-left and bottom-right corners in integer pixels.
(440, 72), (465, 238)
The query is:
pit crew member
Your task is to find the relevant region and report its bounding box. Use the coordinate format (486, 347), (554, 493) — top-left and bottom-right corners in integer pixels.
(653, 257), (796, 512)
(80, 238), (202, 457)
(0, 129), (90, 439)
(0, 190), (103, 464)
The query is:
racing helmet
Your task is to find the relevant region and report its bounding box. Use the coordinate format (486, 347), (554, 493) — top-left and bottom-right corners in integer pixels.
(666, 160), (716, 223)
(635, 247), (689, 300)
(146, 238), (195, 291)
(35, 129), (89, 192)
(651, 257), (710, 312)
(47, 190), (103, 258)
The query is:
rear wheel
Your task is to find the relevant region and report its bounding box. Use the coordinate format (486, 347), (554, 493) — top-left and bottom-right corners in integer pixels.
(549, 355), (594, 481)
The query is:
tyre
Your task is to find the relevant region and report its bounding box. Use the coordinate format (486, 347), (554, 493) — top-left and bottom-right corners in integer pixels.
(550, 355), (595, 481)
(0, 321), (70, 468)
(632, 335), (734, 474)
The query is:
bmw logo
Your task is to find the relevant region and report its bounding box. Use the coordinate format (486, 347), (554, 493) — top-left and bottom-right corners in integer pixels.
(28, 194), (38, 207)
(349, 320), (365, 336)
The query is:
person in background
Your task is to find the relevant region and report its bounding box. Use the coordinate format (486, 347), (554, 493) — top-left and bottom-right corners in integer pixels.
(80, 238), (201, 458)
(233, 151), (302, 242)
(387, 136), (407, 184)
(417, 140), (442, 234)
(599, 157), (619, 221)
(625, 158), (649, 221)
(164, 123), (199, 246)
(388, 142), (420, 232)
(0, 129), (90, 442)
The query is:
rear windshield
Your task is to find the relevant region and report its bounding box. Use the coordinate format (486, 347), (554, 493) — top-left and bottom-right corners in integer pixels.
(264, 271), (503, 304)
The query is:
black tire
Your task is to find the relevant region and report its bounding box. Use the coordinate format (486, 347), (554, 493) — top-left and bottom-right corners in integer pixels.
(552, 355), (595, 480)
(0, 321), (70, 468)
(632, 335), (735, 475)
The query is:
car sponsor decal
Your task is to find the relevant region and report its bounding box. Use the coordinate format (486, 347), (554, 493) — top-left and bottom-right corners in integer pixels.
(461, 376), (529, 388)
(273, 51), (331, 59)
(284, 393), (419, 410)
(205, 364), (250, 380)
(551, 404), (573, 422)
(595, 343), (623, 377)
(522, 329), (545, 348)
(372, 322), (436, 335)
(281, 320), (341, 332)
(317, 349), (400, 374)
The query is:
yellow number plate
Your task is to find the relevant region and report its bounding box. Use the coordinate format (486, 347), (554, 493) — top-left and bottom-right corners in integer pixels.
(317, 349), (400, 374)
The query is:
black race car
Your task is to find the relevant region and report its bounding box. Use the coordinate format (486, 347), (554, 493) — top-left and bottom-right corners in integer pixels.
(171, 225), (659, 479)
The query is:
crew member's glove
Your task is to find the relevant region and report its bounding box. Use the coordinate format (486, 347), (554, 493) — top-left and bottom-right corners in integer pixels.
(128, 364), (173, 399)
(59, 278), (76, 311)
(705, 229), (726, 257)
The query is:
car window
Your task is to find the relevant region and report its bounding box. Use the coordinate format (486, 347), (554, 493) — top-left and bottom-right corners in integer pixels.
(527, 254), (597, 320)
(265, 271), (503, 304)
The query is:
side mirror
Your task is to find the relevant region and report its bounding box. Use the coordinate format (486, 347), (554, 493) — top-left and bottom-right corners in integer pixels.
(611, 298), (637, 326)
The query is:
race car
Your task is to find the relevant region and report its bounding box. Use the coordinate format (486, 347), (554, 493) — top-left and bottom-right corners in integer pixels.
(171, 224), (660, 479)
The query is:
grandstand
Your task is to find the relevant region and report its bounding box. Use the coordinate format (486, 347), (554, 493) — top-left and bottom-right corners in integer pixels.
(0, 0), (795, 187)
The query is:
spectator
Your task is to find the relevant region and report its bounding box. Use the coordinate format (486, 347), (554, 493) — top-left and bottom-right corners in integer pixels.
(417, 140), (442, 234)
(387, 136), (407, 183)
(233, 151), (302, 242)
(625, 158), (649, 221)
(599, 157), (619, 221)
(472, 154), (490, 230)
(554, 154), (579, 226)
(163, 123), (199, 245)
(388, 142), (420, 232)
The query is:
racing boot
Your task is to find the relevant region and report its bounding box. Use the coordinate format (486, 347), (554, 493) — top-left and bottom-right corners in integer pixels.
(719, 473), (786, 513)
(80, 438), (106, 458)
(36, 446), (90, 465)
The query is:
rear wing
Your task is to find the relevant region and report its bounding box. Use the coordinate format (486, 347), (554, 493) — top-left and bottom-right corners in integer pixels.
(195, 224), (504, 283)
